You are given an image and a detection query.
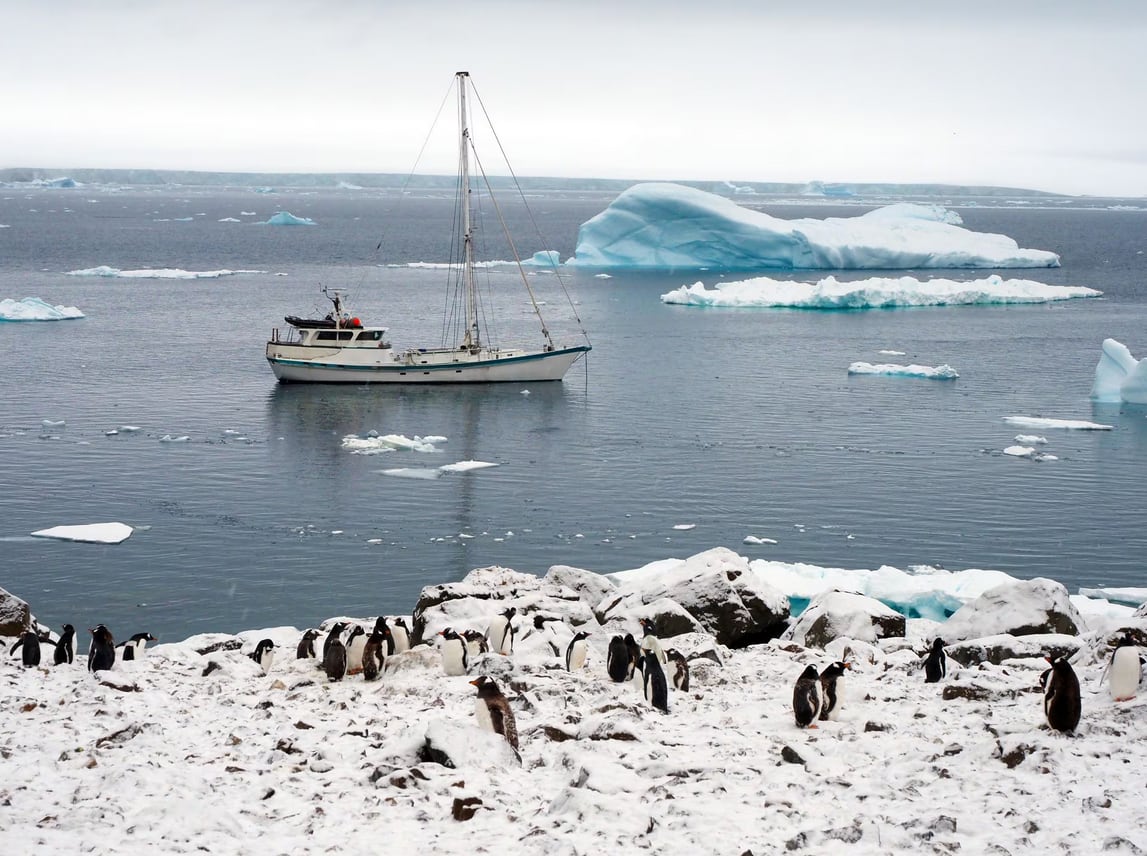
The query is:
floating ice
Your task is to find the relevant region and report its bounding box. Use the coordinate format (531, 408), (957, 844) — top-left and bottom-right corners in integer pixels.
(521, 250), (561, 268)
(30, 522), (133, 544)
(570, 183), (1061, 270)
(1003, 416), (1112, 431)
(1090, 338), (1147, 404)
(672, 523), (697, 531)
(1003, 445), (1058, 461)
(41, 419), (66, 428)
(342, 434), (446, 455)
(0, 297), (84, 321)
(1014, 434), (1048, 445)
(1077, 586), (1147, 607)
(878, 350), (906, 356)
(159, 435), (191, 443)
(263, 211), (316, 226)
(743, 535), (778, 545)
(438, 460), (499, 473)
(848, 362), (959, 380)
(661, 274), (1099, 310)
(65, 266), (265, 279)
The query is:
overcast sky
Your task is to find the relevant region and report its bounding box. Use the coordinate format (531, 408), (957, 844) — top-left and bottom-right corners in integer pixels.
(3, 0), (1145, 196)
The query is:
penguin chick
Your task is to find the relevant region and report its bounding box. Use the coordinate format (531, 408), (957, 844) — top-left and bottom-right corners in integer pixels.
(565, 631), (590, 671)
(296, 628), (320, 660)
(641, 650), (669, 713)
(248, 638), (275, 673)
(470, 675), (519, 751)
(321, 622), (347, 666)
(1044, 655), (1081, 733)
(322, 630), (347, 682)
(486, 607), (516, 656)
(87, 625), (116, 672)
(639, 618), (667, 665)
(793, 665), (821, 728)
(463, 629), (489, 659)
(54, 624), (76, 665)
(606, 634), (630, 683)
(10, 631), (41, 668)
(818, 661), (850, 721)
(362, 626), (389, 681)
(665, 648), (690, 692)
(439, 627), (469, 676)
(924, 638), (946, 683)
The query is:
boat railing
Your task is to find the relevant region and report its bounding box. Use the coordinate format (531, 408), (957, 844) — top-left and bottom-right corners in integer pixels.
(269, 327), (304, 345)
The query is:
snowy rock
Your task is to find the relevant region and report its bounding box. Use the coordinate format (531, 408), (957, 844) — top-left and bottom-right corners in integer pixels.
(782, 590), (905, 649)
(0, 587), (32, 637)
(596, 596), (702, 639)
(603, 547), (789, 646)
(940, 578), (1084, 642)
(945, 633), (1082, 666)
(543, 565), (617, 610)
(421, 719), (520, 769)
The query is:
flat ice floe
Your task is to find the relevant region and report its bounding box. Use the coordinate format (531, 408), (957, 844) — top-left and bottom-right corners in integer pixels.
(65, 266), (266, 279)
(342, 433), (447, 454)
(660, 274), (1100, 309)
(0, 297), (84, 321)
(1003, 416), (1113, 431)
(30, 522), (133, 544)
(1003, 445), (1058, 461)
(848, 362), (958, 379)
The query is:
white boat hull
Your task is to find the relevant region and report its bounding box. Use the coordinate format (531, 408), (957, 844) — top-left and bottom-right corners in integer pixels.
(266, 342), (589, 384)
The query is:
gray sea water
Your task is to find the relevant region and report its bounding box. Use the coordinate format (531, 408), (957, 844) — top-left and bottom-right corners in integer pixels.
(1, 185), (1145, 642)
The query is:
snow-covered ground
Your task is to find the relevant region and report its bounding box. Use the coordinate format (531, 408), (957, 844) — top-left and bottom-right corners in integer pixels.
(3, 556), (1145, 854)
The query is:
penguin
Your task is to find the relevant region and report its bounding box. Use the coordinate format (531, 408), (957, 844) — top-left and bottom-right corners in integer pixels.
(345, 625), (367, 674)
(87, 625), (116, 672)
(10, 630), (41, 667)
(1105, 641), (1142, 702)
(248, 638), (275, 673)
(793, 664), (822, 728)
(1044, 655), (1081, 733)
(371, 617), (396, 657)
(924, 638), (947, 683)
(439, 627), (469, 676)
(362, 626), (389, 681)
(322, 627), (347, 682)
(470, 675), (519, 751)
(54, 624), (76, 665)
(639, 618), (668, 665)
(565, 631), (590, 671)
(640, 650), (669, 713)
(818, 661), (850, 721)
(296, 628), (320, 660)
(120, 632), (157, 662)
(606, 634), (630, 683)
(665, 648), (690, 692)
(463, 629), (489, 660)
(486, 607), (516, 656)
(625, 633), (643, 681)
(390, 618), (411, 654)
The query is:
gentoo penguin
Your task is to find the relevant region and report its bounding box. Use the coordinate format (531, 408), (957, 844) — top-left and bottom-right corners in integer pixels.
(390, 618), (411, 654)
(371, 617), (395, 657)
(1105, 641), (1142, 702)
(322, 627), (348, 682)
(463, 629), (489, 660)
(640, 650), (669, 713)
(639, 618), (668, 665)
(10, 630), (41, 667)
(296, 628), (320, 659)
(665, 648), (690, 692)
(1044, 655), (1082, 733)
(248, 638), (275, 673)
(54, 624), (76, 665)
(924, 638), (947, 683)
(486, 607), (516, 656)
(439, 627), (469, 676)
(120, 632), (157, 662)
(362, 626), (389, 681)
(470, 675), (519, 751)
(793, 665), (822, 728)
(87, 625), (116, 672)
(565, 631), (590, 671)
(606, 634), (630, 683)
(345, 625), (367, 674)
(818, 661), (850, 721)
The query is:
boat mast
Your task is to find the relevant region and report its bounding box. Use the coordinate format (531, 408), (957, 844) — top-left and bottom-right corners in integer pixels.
(457, 70), (480, 351)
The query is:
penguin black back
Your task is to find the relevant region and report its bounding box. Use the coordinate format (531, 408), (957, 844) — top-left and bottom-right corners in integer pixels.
(323, 622), (347, 658)
(606, 634), (629, 682)
(624, 633), (642, 680)
(924, 638), (947, 683)
(1044, 656), (1081, 733)
(87, 625), (115, 672)
(470, 675), (519, 750)
(296, 628), (320, 659)
(665, 648), (690, 692)
(10, 631), (41, 667)
(642, 650), (669, 713)
(793, 664), (821, 728)
(54, 624), (75, 665)
(322, 631), (347, 682)
(362, 627), (388, 681)
(818, 660), (849, 720)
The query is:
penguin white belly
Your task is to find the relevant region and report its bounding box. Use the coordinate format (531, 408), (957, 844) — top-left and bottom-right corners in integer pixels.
(487, 617), (511, 655)
(474, 698), (495, 734)
(346, 637), (366, 672)
(259, 650), (275, 674)
(1110, 646), (1141, 701)
(642, 636), (667, 665)
(567, 640), (587, 671)
(391, 626), (410, 654)
(465, 639), (484, 659)
(442, 641), (468, 676)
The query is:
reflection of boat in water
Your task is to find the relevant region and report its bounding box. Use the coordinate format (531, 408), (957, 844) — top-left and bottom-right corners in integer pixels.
(266, 71), (591, 384)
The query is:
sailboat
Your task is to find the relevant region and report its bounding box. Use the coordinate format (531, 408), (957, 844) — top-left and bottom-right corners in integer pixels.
(266, 71), (591, 384)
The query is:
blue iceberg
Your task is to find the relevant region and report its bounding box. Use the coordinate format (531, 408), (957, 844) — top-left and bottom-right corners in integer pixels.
(263, 211), (316, 226)
(0, 297), (84, 321)
(569, 182), (1061, 271)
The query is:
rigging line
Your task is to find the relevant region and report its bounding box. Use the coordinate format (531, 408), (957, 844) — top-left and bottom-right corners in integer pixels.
(470, 82), (591, 345)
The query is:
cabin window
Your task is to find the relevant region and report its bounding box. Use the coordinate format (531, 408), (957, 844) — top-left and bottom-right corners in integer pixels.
(316, 330), (355, 342)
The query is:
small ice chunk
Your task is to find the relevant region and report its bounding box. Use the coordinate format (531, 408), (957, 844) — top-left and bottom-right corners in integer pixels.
(438, 460), (499, 473)
(848, 362), (958, 380)
(743, 535), (778, 545)
(1004, 416), (1112, 431)
(159, 435), (191, 443)
(672, 523), (697, 531)
(31, 522), (133, 544)
(1014, 434), (1048, 445)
